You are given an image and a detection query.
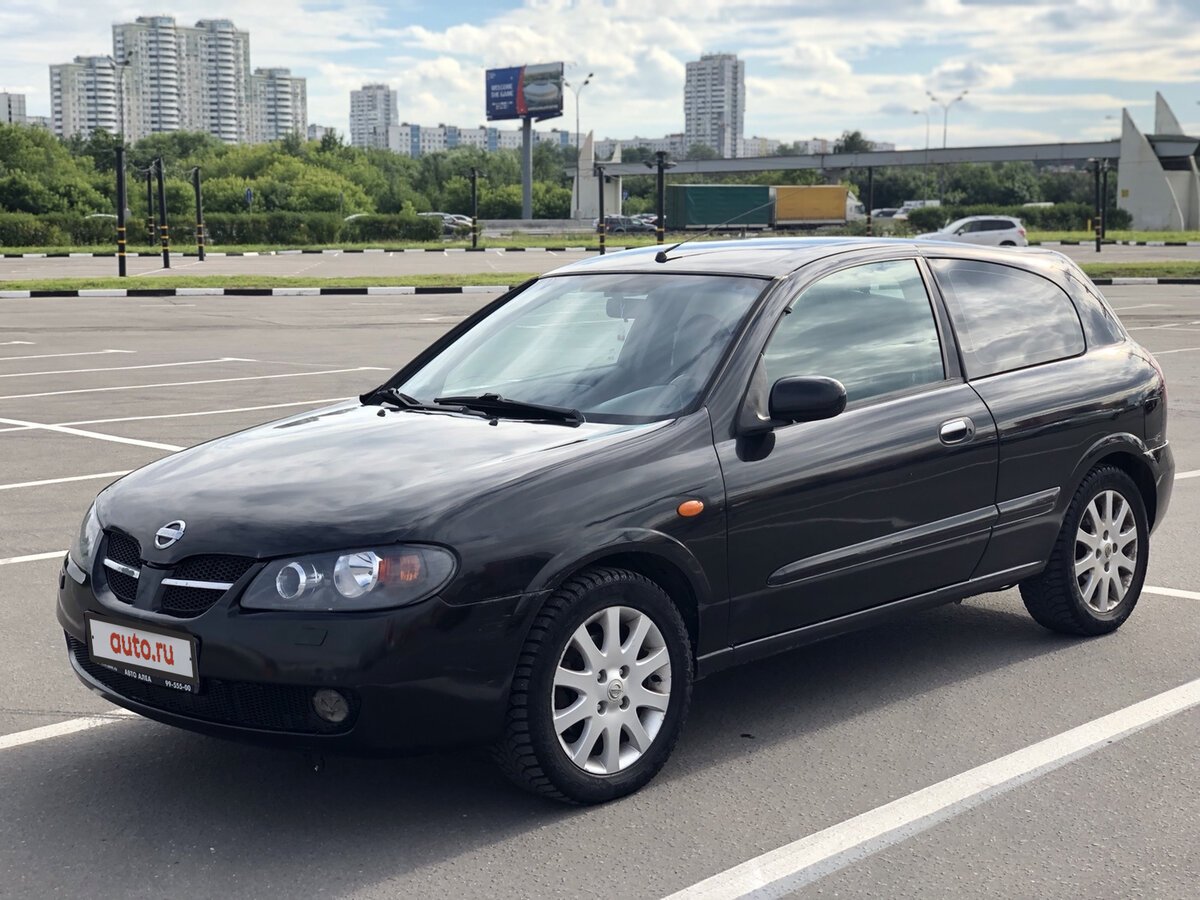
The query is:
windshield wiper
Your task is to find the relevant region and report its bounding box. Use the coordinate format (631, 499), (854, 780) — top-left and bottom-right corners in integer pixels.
(434, 393), (584, 427)
(360, 386), (488, 418)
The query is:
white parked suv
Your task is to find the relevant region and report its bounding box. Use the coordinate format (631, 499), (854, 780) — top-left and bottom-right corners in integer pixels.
(917, 215), (1028, 247)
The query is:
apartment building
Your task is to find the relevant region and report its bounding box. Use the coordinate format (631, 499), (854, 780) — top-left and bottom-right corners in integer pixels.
(1, 92), (27, 125)
(51, 16), (304, 143)
(349, 84), (398, 150)
(683, 53), (745, 158)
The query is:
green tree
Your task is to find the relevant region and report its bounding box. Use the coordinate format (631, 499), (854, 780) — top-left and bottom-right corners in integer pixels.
(685, 143), (720, 160)
(833, 130), (873, 153)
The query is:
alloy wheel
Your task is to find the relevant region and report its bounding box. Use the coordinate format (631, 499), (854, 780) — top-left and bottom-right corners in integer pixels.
(551, 605), (672, 775)
(1074, 489), (1138, 614)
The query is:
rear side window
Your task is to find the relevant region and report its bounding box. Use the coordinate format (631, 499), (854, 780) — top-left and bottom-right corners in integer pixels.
(930, 259), (1085, 378)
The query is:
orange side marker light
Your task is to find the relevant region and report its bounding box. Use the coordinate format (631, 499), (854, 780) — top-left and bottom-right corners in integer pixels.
(677, 499), (704, 518)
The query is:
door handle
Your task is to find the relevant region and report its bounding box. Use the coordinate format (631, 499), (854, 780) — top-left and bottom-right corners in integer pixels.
(939, 417), (975, 445)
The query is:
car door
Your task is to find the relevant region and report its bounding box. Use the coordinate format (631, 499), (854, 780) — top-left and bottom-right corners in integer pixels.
(716, 257), (1000, 645)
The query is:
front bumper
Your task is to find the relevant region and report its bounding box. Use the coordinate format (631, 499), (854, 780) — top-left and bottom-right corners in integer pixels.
(57, 560), (546, 753)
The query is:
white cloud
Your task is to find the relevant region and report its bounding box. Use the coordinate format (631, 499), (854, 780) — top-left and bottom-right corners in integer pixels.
(1, 0), (1196, 147)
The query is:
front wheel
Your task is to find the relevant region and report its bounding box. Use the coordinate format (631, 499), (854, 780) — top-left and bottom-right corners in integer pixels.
(1020, 466), (1149, 635)
(493, 567), (692, 804)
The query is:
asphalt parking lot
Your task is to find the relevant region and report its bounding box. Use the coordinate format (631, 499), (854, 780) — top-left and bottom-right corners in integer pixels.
(1, 240), (1199, 282)
(1, 285), (1198, 898)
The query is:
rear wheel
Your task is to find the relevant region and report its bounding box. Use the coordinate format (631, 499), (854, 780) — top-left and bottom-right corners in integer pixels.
(1020, 466), (1148, 635)
(493, 567), (692, 804)
(1000, 240), (1017, 246)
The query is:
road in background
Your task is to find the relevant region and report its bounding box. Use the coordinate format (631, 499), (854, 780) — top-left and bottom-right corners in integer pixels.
(1, 242), (1200, 282)
(0, 287), (1197, 898)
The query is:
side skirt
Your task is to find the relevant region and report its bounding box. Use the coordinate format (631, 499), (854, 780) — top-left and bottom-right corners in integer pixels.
(695, 562), (1045, 679)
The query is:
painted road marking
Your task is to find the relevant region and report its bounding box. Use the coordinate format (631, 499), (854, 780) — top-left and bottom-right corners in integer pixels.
(1176, 469), (1200, 480)
(0, 341), (35, 346)
(0, 551), (66, 566)
(0, 357), (249, 379)
(0, 366), (387, 401)
(664, 676), (1200, 900)
(1142, 585), (1200, 601)
(0, 471), (131, 491)
(0, 712), (137, 752)
(0, 350), (134, 362)
(57, 397), (350, 427)
(1150, 347), (1200, 355)
(0, 417), (183, 451)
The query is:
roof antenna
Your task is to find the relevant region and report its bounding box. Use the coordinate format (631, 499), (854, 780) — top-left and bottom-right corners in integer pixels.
(655, 198), (778, 263)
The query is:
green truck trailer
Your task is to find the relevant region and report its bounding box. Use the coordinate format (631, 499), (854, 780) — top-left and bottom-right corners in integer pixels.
(665, 185), (773, 230)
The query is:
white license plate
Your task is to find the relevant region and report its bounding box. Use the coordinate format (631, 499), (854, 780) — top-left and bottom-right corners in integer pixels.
(87, 615), (198, 692)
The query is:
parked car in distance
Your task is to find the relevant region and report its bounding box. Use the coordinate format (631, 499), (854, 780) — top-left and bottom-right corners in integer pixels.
(918, 215), (1029, 247)
(599, 215), (655, 234)
(58, 238), (1172, 804)
(418, 211), (470, 236)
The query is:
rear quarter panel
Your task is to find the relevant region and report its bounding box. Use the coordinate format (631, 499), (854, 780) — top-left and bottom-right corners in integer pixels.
(968, 345), (1158, 576)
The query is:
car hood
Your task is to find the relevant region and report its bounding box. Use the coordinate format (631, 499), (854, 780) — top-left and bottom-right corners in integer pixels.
(98, 403), (663, 562)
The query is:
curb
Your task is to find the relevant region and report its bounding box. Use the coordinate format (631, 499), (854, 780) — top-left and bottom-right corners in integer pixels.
(0, 285), (519, 299)
(3, 278), (1199, 298)
(0, 247), (626, 259)
(1033, 240), (1200, 247)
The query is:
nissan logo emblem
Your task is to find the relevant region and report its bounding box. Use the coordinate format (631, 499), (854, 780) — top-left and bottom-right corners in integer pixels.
(154, 520), (186, 549)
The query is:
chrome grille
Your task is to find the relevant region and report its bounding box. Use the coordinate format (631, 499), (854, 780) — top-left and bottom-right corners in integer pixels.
(160, 555), (256, 618)
(102, 531), (141, 604)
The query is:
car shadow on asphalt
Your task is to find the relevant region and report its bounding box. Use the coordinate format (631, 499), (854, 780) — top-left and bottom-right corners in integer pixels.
(0, 595), (1079, 896)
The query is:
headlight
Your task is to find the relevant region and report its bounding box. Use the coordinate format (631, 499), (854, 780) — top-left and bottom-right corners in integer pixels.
(241, 545), (456, 612)
(70, 503), (102, 573)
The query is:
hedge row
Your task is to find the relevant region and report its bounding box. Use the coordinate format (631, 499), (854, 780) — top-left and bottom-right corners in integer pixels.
(905, 203), (1133, 233)
(0, 211), (442, 247)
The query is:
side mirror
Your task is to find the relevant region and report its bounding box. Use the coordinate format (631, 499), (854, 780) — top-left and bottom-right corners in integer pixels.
(768, 376), (847, 423)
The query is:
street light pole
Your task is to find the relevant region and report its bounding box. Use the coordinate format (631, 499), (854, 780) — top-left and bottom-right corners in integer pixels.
(926, 89), (968, 148)
(105, 53), (132, 278)
(564, 72), (593, 219)
(913, 108), (931, 200)
(643, 151), (676, 245)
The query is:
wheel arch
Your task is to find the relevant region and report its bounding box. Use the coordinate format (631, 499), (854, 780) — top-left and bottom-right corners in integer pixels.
(1070, 433), (1159, 528)
(529, 533), (715, 659)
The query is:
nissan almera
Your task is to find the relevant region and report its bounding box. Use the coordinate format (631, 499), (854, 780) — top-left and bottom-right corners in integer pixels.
(58, 238), (1173, 803)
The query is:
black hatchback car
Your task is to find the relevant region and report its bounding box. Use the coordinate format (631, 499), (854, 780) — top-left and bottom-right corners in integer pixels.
(58, 238), (1173, 804)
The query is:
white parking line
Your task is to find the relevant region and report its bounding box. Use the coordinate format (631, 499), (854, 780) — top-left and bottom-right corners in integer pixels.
(1176, 469), (1200, 480)
(0, 551), (65, 566)
(0, 350), (134, 362)
(1142, 585), (1200, 601)
(0, 357), (247, 379)
(665, 676), (1200, 900)
(0, 366), (386, 401)
(0, 417), (183, 451)
(1110, 304), (1165, 311)
(0, 471), (131, 491)
(1150, 347), (1200, 355)
(57, 397), (351, 427)
(0, 341), (34, 345)
(0, 712), (137, 752)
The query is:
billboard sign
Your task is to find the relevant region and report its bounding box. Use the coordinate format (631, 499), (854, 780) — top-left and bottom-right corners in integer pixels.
(486, 62), (564, 121)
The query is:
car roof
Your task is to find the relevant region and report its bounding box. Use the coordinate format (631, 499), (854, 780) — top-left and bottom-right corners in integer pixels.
(956, 214), (1021, 223)
(548, 237), (911, 278)
(546, 237), (1057, 279)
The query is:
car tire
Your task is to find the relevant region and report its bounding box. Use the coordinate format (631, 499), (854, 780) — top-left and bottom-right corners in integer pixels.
(1000, 240), (1016, 246)
(493, 566), (692, 804)
(1019, 466), (1148, 636)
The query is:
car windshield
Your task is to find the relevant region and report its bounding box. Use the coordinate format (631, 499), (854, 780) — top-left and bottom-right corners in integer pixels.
(395, 273), (766, 423)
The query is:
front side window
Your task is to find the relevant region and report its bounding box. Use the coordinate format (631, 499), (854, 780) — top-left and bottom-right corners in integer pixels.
(397, 273), (765, 422)
(929, 258), (1085, 378)
(762, 259), (945, 404)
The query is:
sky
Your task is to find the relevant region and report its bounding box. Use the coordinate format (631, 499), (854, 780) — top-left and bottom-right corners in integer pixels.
(2, 0), (1199, 148)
